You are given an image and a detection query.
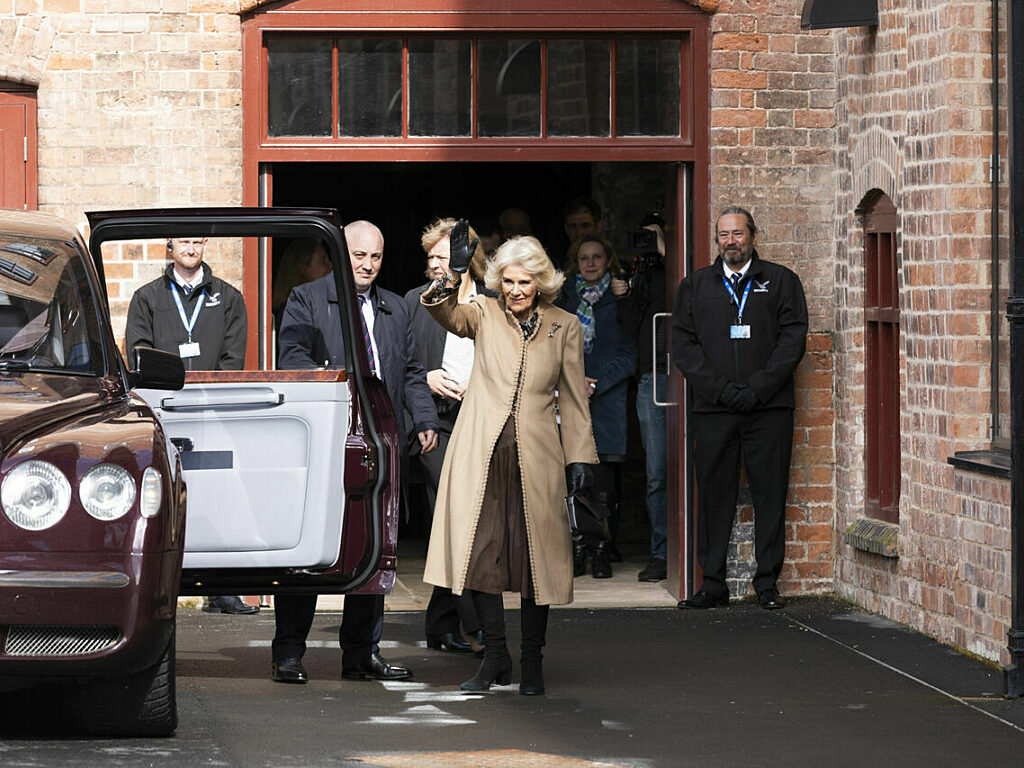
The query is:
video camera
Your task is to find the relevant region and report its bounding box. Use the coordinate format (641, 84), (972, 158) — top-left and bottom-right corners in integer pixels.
(619, 211), (665, 288)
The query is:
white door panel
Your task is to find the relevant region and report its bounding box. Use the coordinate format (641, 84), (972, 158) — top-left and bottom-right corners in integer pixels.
(137, 379), (350, 570)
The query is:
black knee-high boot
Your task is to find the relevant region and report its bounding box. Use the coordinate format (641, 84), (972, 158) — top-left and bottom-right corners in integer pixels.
(461, 590), (512, 692)
(519, 596), (549, 695)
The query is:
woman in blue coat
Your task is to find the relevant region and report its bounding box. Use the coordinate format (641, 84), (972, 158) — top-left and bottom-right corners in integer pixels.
(557, 236), (636, 578)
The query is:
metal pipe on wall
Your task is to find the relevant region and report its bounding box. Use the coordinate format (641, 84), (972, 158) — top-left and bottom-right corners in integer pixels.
(1004, 0), (1024, 699)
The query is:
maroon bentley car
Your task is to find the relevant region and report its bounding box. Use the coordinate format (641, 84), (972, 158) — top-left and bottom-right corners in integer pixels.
(0, 208), (400, 736)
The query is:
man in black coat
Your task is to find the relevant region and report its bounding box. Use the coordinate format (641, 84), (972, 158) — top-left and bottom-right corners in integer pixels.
(672, 206), (807, 611)
(126, 237), (256, 617)
(271, 220), (439, 684)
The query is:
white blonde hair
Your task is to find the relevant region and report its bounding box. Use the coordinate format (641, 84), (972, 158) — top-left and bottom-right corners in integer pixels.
(484, 236), (565, 302)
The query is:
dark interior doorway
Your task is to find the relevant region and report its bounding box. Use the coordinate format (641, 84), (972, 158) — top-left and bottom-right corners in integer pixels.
(271, 161), (591, 298)
(269, 159), (673, 565)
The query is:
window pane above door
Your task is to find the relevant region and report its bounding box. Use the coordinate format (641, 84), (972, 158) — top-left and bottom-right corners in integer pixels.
(547, 39), (610, 137)
(338, 39), (402, 137)
(268, 38), (333, 137)
(615, 39), (681, 137)
(408, 39), (472, 137)
(478, 39), (541, 138)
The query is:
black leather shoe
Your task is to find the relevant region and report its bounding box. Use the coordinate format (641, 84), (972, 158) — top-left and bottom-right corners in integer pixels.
(757, 588), (785, 610)
(677, 590), (729, 609)
(426, 632), (472, 653)
(638, 558), (667, 582)
(271, 657), (308, 684)
(342, 652), (413, 681)
(204, 595), (259, 615)
(469, 630), (485, 657)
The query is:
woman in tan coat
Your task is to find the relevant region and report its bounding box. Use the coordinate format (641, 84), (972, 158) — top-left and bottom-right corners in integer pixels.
(422, 225), (598, 695)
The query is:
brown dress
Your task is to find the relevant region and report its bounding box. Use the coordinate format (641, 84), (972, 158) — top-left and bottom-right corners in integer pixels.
(463, 416), (533, 598)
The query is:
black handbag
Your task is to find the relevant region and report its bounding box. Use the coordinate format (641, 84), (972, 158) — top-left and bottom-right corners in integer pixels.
(564, 493), (611, 542)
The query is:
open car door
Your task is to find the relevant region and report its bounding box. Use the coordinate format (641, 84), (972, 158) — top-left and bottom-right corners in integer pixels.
(86, 208), (399, 597)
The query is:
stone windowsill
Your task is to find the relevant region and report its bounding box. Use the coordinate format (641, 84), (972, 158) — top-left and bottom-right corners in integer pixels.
(947, 450), (1010, 479)
(844, 517), (899, 558)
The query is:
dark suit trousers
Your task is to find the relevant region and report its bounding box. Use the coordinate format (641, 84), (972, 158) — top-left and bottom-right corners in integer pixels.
(272, 593), (384, 668)
(691, 408), (794, 598)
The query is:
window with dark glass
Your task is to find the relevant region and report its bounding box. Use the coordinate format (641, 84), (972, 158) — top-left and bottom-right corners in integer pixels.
(408, 39), (472, 137)
(615, 39), (681, 137)
(338, 39), (402, 137)
(478, 39), (541, 137)
(546, 39), (611, 137)
(267, 38), (332, 137)
(264, 35), (685, 142)
(863, 194), (900, 523)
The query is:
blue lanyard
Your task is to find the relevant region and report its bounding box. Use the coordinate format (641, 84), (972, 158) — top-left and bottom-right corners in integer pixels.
(171, 284), (206, 342)
(722, 275), (751, 324)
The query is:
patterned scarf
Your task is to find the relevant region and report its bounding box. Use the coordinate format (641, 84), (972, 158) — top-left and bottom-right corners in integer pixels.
(575, 272), (610, 353)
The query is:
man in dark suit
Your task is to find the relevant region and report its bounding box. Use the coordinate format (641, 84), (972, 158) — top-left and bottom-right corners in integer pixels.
(270, 220), (439, 684)
(405, 217), (491, 655)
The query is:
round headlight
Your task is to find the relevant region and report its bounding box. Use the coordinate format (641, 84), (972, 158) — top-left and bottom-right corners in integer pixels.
(80, 463), (136, 521)
(2, 460), (72, 530)
(140, 466), (162, 518)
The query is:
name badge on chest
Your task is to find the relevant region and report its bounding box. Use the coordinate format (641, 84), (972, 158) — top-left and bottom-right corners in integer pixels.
(178, 341), (201, 359)
(730, 324), (751, 340)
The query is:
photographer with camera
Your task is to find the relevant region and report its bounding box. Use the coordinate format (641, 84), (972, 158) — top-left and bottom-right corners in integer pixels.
(616, 213), (670, 583)
(556, 235), (636, 579)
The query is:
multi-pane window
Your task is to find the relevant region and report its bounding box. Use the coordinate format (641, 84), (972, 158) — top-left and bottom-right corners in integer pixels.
(863, 194), (900, 523)
(266, 36), (685, 140)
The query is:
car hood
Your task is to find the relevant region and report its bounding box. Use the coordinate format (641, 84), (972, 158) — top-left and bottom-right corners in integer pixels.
(0, 373), (115, 455)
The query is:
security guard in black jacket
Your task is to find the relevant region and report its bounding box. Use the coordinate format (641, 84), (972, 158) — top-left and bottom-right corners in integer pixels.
(672, 206), (807, 610)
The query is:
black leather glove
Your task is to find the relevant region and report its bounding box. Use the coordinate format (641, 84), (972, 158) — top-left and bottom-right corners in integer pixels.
(719, 382), (758, 414)
(733, 385), (758, 414)
(566, 463), (593, 496)
(449, 218), (478, 274)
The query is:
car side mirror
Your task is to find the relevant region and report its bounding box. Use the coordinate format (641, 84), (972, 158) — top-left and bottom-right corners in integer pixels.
(129, 346), (186, 390)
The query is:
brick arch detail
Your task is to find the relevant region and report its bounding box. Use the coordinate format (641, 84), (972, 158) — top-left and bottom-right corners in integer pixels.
(851, 125), (901, 212)
(0, 16), (58, 87)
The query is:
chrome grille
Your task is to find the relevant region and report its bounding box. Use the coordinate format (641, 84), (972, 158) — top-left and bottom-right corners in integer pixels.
(4, 625), (121, 657)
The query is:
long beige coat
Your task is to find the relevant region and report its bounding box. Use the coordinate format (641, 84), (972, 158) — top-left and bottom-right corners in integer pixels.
(421, 290), (598, 605)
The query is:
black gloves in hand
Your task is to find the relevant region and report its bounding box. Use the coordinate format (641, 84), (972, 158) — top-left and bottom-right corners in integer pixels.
(720, 382), (758, 414)
(566, 463), (594, 496)
(449, 218), (478, 274)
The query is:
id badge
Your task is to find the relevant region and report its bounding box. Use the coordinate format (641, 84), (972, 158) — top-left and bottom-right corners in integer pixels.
(178, 341), (201, 358)
(730, 324), (751, 340)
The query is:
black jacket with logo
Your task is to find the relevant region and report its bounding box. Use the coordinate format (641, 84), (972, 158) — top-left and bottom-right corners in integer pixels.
(125, 264), (247, 371)
(671, 251), (807, 412)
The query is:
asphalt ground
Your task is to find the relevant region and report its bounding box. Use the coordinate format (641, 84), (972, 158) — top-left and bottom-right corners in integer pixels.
(0, 596), (1022, 767)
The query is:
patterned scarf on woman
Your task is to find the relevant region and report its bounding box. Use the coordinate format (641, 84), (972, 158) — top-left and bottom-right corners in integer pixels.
(575, 271), (610, 353)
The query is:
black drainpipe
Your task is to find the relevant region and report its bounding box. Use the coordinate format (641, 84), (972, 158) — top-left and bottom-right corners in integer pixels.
(992, 0), (1001, 428)
(1005, 0), (1024, 699)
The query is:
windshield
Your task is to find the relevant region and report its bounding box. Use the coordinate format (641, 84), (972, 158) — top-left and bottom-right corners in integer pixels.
(0, 234), (105, 375)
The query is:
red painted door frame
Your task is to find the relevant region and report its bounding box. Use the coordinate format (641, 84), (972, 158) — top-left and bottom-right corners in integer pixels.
(240, 0), (711, 599)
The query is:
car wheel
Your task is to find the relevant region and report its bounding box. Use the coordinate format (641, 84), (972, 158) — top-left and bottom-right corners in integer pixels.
(79, 625), (177, 737)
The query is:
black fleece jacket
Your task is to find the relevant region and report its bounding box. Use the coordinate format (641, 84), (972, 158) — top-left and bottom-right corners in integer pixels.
(671, 251), (807, 412)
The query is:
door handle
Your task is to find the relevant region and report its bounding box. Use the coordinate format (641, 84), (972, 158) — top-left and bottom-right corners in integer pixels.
(653, 312), (678, 407)
(160, 392), (285, 410)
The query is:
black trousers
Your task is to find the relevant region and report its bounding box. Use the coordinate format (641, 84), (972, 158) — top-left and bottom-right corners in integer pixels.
(272, 593), (383, 668)
(416, 415), (481, 638)
(691, 407), (794, 598)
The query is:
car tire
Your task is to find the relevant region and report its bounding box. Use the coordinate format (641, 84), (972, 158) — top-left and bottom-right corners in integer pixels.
(79, 626), (177, 737)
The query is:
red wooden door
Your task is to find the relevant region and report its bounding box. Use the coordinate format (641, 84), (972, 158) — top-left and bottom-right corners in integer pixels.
(0, 90), (36, 211)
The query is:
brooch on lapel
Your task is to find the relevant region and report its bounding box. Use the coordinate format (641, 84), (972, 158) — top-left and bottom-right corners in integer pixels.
(548, 322), (562, 338)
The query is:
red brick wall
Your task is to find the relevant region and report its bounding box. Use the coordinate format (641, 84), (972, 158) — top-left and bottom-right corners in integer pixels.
(708, 1), (837, 597)
(831, 1), (1011, 665)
